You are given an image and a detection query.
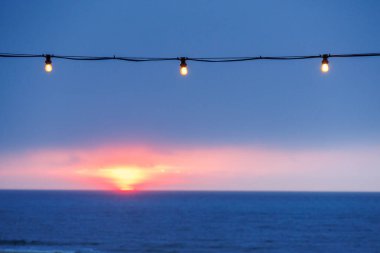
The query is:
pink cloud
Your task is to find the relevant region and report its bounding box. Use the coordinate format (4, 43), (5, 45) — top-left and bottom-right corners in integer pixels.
(0, 144), (379, 191)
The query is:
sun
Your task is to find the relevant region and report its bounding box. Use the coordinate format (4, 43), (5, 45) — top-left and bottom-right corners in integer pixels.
(76, 163), (176, 191)
(97, 167), (148, 191)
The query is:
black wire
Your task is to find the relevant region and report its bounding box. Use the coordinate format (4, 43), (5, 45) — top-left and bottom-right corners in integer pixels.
(0, 53), (43, 58)
(329, 53), (380, 58)
(188, 55), (322, 62)
(1, 52), (380, 63)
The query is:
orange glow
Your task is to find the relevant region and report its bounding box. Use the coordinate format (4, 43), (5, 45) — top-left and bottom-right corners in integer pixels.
(1, 145), (380, 191)
(97, 167), (148, 191)
(75, 162), (177, 191)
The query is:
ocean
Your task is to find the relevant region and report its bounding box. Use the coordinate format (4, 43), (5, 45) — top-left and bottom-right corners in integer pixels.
(0, 191), (379, 253)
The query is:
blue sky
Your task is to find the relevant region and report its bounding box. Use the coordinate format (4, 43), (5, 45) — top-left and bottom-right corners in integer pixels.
(0, 1), (379, 190)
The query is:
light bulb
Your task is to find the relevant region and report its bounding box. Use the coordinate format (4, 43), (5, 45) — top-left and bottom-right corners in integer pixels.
(45, 63), (53, 72)
(321, 55), (329, 73)
(180, 66), (188, 76)
(179, 58), (188, 76)
(45, 55), (53, 73)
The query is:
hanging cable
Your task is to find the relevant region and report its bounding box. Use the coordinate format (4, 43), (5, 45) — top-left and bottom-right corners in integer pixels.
(1, 52), (380, 75)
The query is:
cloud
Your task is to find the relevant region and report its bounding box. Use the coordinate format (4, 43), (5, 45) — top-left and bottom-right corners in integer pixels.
(0, 144), (379, 191)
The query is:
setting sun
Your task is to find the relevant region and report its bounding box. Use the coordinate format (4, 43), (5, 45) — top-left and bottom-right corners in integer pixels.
(96, 167), (148, 191)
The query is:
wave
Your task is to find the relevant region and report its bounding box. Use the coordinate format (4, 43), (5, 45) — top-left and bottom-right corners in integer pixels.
(0, 249), (76, 253)
(0, 240), (100, 253)
(0, 240), (98, 247)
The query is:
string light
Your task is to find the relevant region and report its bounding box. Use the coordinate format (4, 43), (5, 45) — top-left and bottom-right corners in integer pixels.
(179, 57), (188, 76)
(321, 54), (329, 73)
(44, 55), (53, 73)
(0, 52), (379, 75)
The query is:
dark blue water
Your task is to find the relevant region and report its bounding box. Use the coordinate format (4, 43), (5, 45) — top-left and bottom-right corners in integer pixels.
(0, 191), (379, 253)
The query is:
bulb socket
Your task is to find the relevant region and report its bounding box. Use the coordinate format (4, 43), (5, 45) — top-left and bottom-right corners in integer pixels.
(321, 54), (329, 65)
(180, 57), (187, 68)
(45, 55), (52, 65)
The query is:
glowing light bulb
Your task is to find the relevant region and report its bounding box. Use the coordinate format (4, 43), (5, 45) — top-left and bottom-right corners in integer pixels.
(45, 55), (53, 73)
(321, 55), (329, 73)
(179, 58), (188, 76)
(180, 66), (188, 76)
(45, 63), (53, 72)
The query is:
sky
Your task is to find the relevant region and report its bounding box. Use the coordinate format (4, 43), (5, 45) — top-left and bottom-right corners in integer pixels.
(0, 0), (379, 191)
